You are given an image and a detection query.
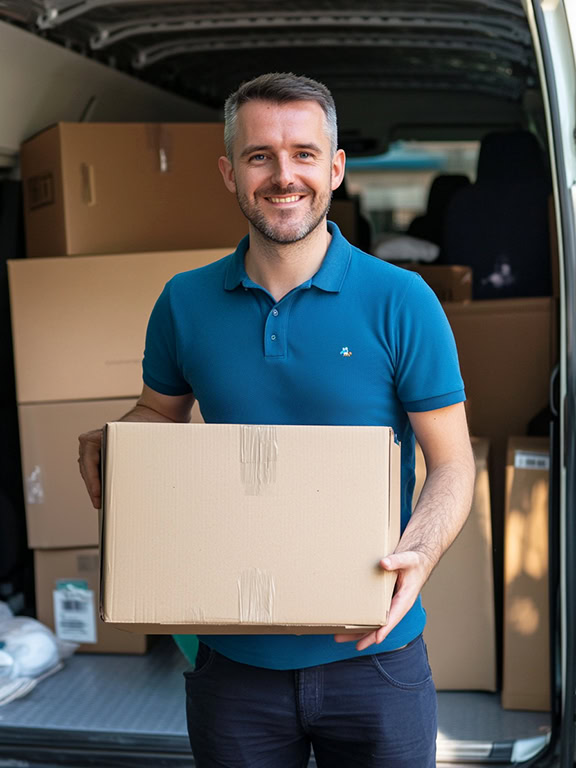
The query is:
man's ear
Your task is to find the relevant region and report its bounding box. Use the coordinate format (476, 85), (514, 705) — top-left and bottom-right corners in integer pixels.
(331, 148), (347, 191)
(218, 155), (236, 194)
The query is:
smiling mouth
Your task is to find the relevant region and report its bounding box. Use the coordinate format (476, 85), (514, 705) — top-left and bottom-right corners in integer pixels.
(266, 195), (304, 204)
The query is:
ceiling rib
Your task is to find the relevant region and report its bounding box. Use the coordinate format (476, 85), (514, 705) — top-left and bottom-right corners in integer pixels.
(132, 33), (531, 69)
(35, 0), (526, 30)
(87, 11), (530, 49)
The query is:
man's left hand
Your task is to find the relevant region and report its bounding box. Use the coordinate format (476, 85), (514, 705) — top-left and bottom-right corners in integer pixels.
(333, 550), (431, 652)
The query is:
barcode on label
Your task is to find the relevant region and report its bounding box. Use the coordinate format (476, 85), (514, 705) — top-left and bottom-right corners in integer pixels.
(514, 451), (550, 471)
(53, 589), (97, 644)
(60, 619), (88, 630)
(62, 599), (89, 612)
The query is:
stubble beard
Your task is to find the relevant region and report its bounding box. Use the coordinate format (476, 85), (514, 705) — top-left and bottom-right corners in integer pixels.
(236, 187), (333, 245)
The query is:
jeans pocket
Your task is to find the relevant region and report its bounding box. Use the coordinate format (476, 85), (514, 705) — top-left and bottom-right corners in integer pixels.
(370, 635), (433, 690)
(183, 642), (216, 681)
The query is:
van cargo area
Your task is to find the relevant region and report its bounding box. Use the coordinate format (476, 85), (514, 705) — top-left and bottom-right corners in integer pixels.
(0, 1), (574, 767)
(0, 637), (552, 766)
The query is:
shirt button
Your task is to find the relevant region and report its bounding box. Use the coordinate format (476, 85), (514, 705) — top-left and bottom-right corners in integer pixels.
(272, 309), (279, 316)
(271, 334), (277, 341)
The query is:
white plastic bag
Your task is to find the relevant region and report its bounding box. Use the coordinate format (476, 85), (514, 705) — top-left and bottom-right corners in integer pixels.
(0, 601), (77, 704)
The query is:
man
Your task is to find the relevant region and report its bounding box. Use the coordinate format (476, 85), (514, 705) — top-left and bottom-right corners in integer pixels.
(79, 72), (475, 767)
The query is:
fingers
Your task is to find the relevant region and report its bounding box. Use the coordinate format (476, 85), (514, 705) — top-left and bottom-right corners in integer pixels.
(334, 632), (364, 643)
(78, 428), (103, 509)
(379, 551), (422, 571)
(334, 550), (430, 651)
(334, 575), (420, 650)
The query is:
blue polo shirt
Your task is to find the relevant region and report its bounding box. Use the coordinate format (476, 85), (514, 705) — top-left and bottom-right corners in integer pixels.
(143, 222), (465, 670)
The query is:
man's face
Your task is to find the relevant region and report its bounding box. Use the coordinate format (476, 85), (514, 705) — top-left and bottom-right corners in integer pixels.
(219, 100), (346, 244)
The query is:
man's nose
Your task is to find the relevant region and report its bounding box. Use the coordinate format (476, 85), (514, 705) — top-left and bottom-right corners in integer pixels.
(271, 156), (295, 188)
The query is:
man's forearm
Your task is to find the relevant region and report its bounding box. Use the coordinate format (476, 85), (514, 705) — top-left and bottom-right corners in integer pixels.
(118, 402), (187, 424)
(397, 455), (475, 579)
(335, 449), (475, 651)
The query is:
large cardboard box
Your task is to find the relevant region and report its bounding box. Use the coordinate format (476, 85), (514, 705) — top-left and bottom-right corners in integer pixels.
(20, 398), (135, 549)
(402, 264), (472, 302)
(8, 248), (230, 403)
(20, 123), (248, 258)
(35, 548), (147, 654)
(101, 423), (401, 634)
(502, 437), (550, 711)
(444, 297), (554, 662)
(445, 298), (554, 445)
(418, 438), (497, 691)
(19, 398), (205, 549)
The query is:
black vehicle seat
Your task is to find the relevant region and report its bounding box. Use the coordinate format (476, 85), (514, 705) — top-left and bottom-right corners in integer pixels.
(407, 174), (470, 247)
(440, 130), (552, 299)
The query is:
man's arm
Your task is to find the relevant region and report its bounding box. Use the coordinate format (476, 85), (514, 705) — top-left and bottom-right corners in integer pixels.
(335, 401), (475, 651)
(78, 383), (195, 509)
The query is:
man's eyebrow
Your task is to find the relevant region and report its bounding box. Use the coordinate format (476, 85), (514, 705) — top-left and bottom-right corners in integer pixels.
(240, 145), (272, 158)
(239, 143), (323, 158)
(294, 143), (323, 153)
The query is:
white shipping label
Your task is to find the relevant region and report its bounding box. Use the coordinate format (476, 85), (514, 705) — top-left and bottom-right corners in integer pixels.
(514, 451), (550, 471)
(53, 587), (97, 644)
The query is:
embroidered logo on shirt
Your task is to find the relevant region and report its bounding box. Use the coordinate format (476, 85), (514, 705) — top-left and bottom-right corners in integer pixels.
(340, 347), (352, 357)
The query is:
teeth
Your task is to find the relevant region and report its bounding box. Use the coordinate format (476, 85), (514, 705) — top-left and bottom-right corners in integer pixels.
(268, 195), (301, 203)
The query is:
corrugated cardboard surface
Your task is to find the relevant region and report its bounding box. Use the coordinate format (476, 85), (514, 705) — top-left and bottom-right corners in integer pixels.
(445, 299), (553, 446)
(20, 398), (204, 549)
(35, 548), (148, 654)
(401, 264), (473, 302)
(418, 438), (497, 691)
(444, 297), (554, 672)
(19, 398), (136, 549)
(502, 437), (550, 711)
(20, 123), (248, 258)
(8, 248), (230, 403)
(101, 423), (401, 634)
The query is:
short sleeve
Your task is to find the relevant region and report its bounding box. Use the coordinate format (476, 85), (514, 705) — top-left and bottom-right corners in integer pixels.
(394, 274), (465, 411)
(142, 280), (193, 396)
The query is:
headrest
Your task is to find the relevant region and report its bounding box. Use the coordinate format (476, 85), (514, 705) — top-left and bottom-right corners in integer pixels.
(426, 174), (471, 218)
(476, 130), (548, 184)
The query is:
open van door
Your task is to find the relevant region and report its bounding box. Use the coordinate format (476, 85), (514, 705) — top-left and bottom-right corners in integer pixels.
(527, 1), (576, 765)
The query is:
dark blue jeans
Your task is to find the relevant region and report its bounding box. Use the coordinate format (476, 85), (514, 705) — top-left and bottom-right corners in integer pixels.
(184, 634), (437, 767)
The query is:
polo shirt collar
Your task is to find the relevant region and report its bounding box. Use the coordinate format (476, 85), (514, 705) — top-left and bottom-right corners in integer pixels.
(224, 221), (352, 293)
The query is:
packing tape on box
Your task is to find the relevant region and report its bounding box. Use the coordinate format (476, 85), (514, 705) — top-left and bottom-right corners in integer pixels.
(240, 425), (278, 495)
(80, 163), (96, 206)
(238, 568), (275, 623)
(146, 124), (172, 173)
(26, 465), (45, 504)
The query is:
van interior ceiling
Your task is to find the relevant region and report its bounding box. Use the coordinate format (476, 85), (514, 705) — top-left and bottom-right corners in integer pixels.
(0, 1), (565, 767)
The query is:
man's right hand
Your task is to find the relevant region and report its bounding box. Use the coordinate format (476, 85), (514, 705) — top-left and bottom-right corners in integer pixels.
(78, 428), (104, 509)
(77, 386), (196, 510)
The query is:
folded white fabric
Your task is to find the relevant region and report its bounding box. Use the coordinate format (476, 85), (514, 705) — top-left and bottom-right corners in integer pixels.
(373, 234), (439, 263)
(0, 662), (64, 706)
(0, 600), (77, 705)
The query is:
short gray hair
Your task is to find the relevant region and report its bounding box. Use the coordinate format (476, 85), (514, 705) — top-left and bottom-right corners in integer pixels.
(223, 72), (338, 160)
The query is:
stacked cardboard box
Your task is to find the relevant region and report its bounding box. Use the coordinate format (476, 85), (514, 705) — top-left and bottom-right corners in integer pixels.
(12, 122), (241, 652)
(401, 264), (472, 303)
(502, 437), (550, 711)
(416, 439), (497, 691)
(444, 297), (554, 705)
(9, 250), (215, 652)
(20, 123), (248, 258)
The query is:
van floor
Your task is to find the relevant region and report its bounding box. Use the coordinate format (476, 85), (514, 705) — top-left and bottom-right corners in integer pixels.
(0, 636), (551, 767)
